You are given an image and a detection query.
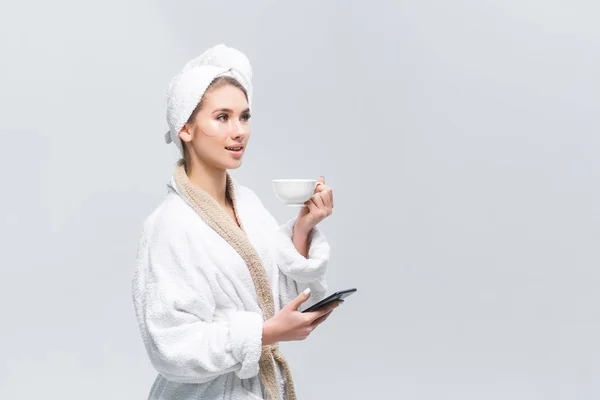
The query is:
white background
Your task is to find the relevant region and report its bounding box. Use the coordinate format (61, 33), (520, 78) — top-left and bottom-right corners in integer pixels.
(1, 1), (598, 399)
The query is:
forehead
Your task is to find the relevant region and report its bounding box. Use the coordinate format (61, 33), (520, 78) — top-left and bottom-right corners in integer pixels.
(203, 85), (249, 110)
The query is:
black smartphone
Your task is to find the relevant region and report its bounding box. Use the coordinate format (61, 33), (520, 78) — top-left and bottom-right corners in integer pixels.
(301, 288), (357, 313)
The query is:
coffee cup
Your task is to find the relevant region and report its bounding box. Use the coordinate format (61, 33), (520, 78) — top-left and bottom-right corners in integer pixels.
(272, 179), (322, 206)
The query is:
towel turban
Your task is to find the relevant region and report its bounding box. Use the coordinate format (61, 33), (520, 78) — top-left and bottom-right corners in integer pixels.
(164, 43), (253, 153)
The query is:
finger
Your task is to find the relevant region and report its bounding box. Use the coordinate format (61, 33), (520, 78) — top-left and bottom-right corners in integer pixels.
(305, 301), (341, 321)
(313, 177), (325, 193)
(304, 197), (319, 214)
(311, 192), (325, 209)
(311, 309), (334, 327)
(319, 194), (332, 217)
(306, 308), (332, 326)
(315, 183), (329, 194)
(314, 185), (332, 204)
(320, 189), (332, 209)
(313, 194), (332, 217)
(314, 184), (324, 195)
(287, 287), (312, 310)
(312, 301), (343, 326)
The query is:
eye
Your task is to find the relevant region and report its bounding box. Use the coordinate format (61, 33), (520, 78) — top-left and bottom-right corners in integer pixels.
(241, 113), (251, 121)
(217, 114), (228, 121)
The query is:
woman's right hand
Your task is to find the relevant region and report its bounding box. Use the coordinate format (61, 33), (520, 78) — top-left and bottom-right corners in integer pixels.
(262, 289), (341, 345)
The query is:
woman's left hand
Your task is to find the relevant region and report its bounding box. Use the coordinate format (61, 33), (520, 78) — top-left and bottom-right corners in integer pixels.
(295, 176), (334, 235)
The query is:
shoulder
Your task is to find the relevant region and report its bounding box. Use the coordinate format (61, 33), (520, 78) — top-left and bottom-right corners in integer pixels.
(231, 179), (281, 229)
(139, 192), (196, 242)
(232, 179), (266, 209)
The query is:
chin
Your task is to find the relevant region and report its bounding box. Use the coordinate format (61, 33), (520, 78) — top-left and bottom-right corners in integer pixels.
(224, 160), (244, 170)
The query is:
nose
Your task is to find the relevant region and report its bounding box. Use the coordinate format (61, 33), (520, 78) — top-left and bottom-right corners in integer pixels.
(231, 119), (249, 137)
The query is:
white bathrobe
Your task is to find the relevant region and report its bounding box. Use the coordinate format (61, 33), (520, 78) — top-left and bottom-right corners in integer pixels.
(131, 175), (330, 400)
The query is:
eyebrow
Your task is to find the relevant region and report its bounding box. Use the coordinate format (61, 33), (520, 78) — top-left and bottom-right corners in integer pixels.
(212, 108), (250, 114)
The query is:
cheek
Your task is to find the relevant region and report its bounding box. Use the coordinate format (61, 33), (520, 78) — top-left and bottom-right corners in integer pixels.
(201, 119), (230, 136)
(193, 136), (225, 157)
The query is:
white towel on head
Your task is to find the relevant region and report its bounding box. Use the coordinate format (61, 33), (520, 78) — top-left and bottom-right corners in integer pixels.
(164, 43), (253, 153)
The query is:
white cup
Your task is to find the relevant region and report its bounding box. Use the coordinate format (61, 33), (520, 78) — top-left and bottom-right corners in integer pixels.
(272, 179), (322, 206)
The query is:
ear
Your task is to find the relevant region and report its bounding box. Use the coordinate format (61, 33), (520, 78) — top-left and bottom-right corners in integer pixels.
(178, 124), (193, 144)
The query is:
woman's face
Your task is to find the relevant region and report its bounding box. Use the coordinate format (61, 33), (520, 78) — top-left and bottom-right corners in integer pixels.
(180, 84), (251, 170)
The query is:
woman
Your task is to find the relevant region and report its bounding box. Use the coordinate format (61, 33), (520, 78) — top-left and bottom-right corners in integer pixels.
(131, 44), (340, 400)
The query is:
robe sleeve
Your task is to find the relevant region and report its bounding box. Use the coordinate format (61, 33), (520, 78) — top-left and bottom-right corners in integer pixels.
(131, 215), (264, 384)
(273, 216), (330, 305)
(246, 188), (331, 309)
(274, 217), (330, 283)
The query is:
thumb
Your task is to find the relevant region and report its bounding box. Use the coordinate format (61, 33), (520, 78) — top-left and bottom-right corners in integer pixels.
(288, 288), (312, 310)
(314, 176), (325, 193)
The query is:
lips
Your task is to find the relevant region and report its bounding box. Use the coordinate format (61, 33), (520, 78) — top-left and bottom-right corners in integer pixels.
(225, 145), (243, 151)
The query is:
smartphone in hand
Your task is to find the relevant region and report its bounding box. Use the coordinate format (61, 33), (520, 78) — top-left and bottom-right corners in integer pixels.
(301, 288), (357, 313)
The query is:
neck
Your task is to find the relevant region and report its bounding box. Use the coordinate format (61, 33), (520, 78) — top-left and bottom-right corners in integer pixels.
(185, 158), (229, 207)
